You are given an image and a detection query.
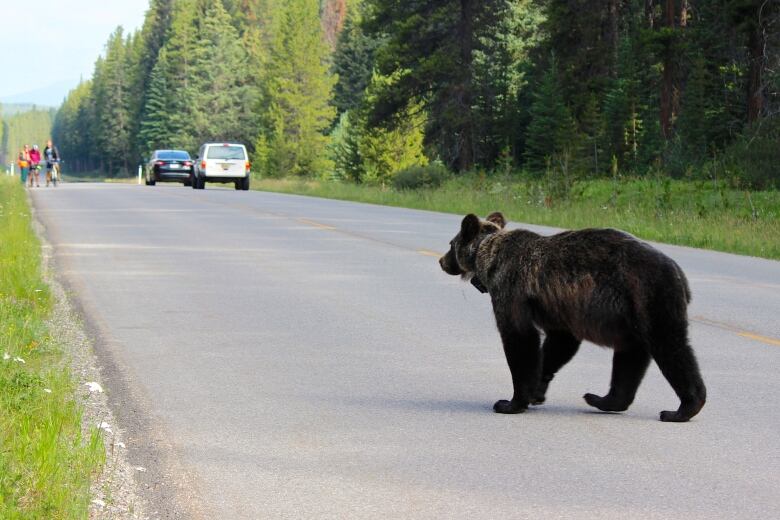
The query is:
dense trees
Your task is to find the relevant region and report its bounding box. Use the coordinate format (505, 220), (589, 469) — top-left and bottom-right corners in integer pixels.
(53, 0), (779, 186)
(1, 108), (55, 168)
(254, 0), (336, 177)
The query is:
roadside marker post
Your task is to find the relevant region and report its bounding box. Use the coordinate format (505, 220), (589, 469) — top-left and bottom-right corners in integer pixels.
(138, 165), (142, 185)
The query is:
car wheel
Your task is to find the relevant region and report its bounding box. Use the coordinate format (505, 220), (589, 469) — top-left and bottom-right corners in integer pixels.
(241, 176), (250, 191)
(234, 180), (241, 190)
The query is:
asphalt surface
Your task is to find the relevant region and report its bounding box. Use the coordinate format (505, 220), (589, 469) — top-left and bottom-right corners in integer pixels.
(31, 183), (780, 519)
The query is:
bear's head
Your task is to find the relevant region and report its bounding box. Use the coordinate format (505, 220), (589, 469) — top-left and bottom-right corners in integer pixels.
(439, 212), (506, 277)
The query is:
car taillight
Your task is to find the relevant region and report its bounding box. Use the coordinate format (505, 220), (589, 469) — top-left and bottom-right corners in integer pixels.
(183, 161), (192, 166)
(245, 161), (251, 170)
(200, 160), (206, 169)
(155, 160), (165, 166)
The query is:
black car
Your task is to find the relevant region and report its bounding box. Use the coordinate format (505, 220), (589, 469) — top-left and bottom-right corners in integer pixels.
(145, 150), (194, 186)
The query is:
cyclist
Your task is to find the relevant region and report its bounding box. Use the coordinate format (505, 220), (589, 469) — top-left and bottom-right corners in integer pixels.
(44, 140), (61, 187)
(29, 144), (42, 187)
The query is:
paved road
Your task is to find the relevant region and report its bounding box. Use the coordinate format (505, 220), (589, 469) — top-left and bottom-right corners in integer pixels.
(31, 183), (780, 519)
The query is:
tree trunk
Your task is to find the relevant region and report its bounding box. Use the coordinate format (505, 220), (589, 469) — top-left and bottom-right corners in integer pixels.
(457, 0), (475, 171)
(660, 0), (687, 140)
(746, 19), (765, 123)
(606, 0), (620, 71)
(645, 0), (656, 29)
(321, 0), (347, 49)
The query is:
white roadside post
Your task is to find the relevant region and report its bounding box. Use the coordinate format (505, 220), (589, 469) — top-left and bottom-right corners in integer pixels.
(138, 164), (142, 185)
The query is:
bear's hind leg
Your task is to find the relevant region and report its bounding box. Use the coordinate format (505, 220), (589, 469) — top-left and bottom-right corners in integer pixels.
(584, 346), (651, 413)
(532, 331), (581, 405)
(652, 339), (706, 422)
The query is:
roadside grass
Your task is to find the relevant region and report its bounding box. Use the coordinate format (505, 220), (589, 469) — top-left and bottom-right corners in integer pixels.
(0, 177), (104, 517)
(253, 175), (780, 260)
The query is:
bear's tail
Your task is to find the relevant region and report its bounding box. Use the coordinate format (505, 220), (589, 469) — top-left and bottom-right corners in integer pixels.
(674, 261), (692, 305)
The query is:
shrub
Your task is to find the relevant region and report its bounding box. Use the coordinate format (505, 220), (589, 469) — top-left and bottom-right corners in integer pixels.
(392, 162), (450, 190)
(720, 120), (780, 189)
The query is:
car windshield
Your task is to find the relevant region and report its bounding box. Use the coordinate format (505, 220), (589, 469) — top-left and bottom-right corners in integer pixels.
(157, 151), (190, 160)
(207, 146), (245, 160)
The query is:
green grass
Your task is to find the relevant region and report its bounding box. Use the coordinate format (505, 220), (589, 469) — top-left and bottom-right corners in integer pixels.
(0, 177), (104, 518)
(254, 175), (780, 259)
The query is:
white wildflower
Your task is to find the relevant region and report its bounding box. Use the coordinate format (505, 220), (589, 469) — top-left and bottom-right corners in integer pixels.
(85, 381), (104, 393)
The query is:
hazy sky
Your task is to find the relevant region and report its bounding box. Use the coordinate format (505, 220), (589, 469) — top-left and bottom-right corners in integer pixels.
(0, 0), (149, 100)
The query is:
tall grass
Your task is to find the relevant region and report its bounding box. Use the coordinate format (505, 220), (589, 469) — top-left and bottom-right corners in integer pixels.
(254, 175), (780, 259)
(0, 177), (104, 518)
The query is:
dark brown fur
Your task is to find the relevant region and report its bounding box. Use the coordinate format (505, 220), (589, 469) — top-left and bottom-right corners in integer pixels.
(440, 213), (706, 422)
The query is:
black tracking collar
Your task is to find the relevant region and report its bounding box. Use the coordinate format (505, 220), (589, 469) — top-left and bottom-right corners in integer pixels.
(470, 276), (488, 294)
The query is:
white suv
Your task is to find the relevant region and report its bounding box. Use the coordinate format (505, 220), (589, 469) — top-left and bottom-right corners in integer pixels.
(192, 143), (250, 190)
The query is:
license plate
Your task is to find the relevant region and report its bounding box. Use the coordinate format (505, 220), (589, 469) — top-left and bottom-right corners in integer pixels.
(169, 163), (180, 168)
(220, 163), (231, 170)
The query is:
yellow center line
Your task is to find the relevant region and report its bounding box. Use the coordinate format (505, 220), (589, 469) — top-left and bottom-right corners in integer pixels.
(417, 250), (441, 258)
(692, 316), (780, 348)
(296, 218), (336, 231)
(737, 332), (780, 347)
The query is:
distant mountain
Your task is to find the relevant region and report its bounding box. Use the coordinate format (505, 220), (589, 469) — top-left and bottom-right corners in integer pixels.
(1, 103), (55, 117)
(0, 78), (81, 108)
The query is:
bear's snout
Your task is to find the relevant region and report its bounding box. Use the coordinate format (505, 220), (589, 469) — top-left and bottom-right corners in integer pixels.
(439, 251), (462, 276)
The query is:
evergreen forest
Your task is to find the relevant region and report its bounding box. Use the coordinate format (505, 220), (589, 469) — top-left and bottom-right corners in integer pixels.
(0, 106), (55, 168)
(51, 0), (780, 188)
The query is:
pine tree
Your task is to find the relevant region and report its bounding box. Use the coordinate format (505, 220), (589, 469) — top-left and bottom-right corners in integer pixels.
(156, 0), (200, 152)
(331, 12), (378, 117)
(257, 0), (337, 177)
(329, 110), (364, 182)
(676, 54), (718, 161)
(363, 0), (509, 171)
(190, 0), (258, 146)
(131, 0), (175, 159)
(138, 49), (174, 154)
(93, 28), (133, 174)
(357, 73), (427, 184)
(523, 57), (578, 174)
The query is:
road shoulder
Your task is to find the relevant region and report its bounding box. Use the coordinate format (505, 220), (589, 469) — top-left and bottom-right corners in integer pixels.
(32, 196), (209, 519)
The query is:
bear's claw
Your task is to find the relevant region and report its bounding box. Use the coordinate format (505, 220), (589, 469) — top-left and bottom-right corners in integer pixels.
(660, 410), (696, 422)
(583, 393), (629, 412)
(493, 399), (527, 414)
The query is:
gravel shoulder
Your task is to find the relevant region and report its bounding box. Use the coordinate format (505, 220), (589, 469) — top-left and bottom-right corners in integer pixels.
(32, 193), (211, 519)
(33, 214), (150, 519)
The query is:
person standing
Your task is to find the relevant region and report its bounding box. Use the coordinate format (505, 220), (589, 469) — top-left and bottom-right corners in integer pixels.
(29, 144), (42, 187)
(17, 145), (30, 186)
(43, 140), (60, 187)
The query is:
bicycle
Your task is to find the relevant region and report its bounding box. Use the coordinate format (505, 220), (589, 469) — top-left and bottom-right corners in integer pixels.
(49, 161), (60, 187)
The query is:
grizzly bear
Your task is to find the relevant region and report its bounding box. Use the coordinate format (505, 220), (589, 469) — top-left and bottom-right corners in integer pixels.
(439, 212), (706, 422)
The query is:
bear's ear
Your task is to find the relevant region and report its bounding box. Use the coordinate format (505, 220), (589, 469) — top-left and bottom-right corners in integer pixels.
(461, 214), (481, 241)
(486, 212), (506, 229)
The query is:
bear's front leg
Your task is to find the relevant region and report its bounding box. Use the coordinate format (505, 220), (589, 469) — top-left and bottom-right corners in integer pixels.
(532, 330), (582, 405)
(493, 323), (541, 414)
